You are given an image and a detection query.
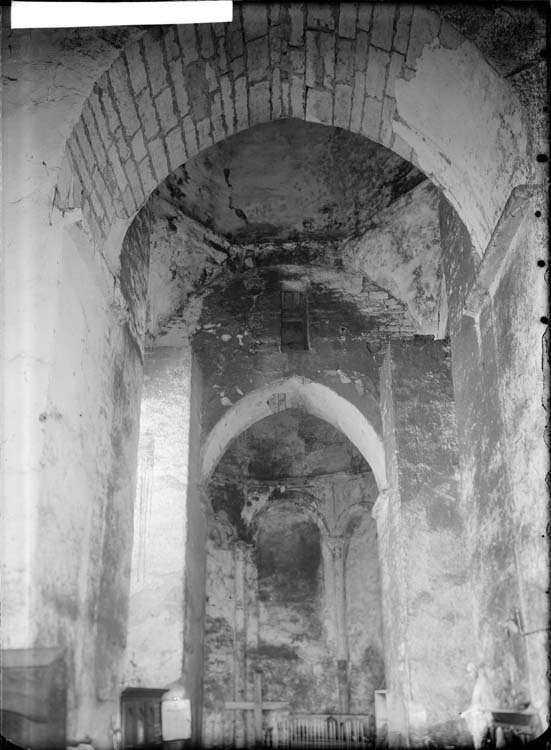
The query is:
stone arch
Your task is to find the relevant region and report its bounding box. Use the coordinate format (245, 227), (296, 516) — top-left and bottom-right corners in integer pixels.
(56, 3), (530, 258)
(200, 376), (387, 490)
(335, 501), (372, 538)
(247, 489), (332, 541)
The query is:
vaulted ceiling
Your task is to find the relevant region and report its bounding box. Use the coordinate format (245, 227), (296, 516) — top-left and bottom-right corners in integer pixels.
(156, 119), (426, 245)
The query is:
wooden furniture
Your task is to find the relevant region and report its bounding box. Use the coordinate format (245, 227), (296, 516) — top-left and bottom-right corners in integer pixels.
(374, 690), (388, 748)
(0, 647), (66, 749)
(489, 709), (541, 746)
(121, 687), (166, 748)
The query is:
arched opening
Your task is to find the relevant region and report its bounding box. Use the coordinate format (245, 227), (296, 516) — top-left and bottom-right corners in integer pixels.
(2, 6), (547, 749)
(201, 408), (384, 747)
(201, 377), (387, 490)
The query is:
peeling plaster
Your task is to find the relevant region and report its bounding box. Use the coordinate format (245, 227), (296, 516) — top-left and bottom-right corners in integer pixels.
(394, 40), (530, 254)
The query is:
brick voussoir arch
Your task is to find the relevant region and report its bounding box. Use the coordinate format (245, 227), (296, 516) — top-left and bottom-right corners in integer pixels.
(57, 3), (530, 259)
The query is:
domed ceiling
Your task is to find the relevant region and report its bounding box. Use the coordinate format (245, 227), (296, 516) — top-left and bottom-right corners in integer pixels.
(156, 118), (425, 244)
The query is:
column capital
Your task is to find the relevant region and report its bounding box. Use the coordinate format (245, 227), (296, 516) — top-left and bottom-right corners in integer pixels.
(325, 535), (347, 559)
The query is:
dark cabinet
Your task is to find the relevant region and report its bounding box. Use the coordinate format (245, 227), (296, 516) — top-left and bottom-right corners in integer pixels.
(121, 687), (166, 748)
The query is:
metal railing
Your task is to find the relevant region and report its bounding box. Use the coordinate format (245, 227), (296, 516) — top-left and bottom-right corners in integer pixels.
(265, 713), (374, 748)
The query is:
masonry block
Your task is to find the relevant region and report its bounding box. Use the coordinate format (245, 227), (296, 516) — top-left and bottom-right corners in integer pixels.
(338, 3), (357, 39)
(307, 3), (335, 31)
(169, 59), (190, 118)
(198, 25), (215, 58)
(154, 88), (178, 132)
(148, 137), (169, 183)
(357, 4), (372, 32)
(269, 28), (283, 66)
(336, 38), (354, 82)
(306, 31), (322, 88)
(290, 75), (306, 118)
(249, 80), (270, 126)
(380, 96), (396, 147)
(349, 71), (365, 132)
(385, 51), (405, 99)
(220, 74), (236, 132)
(288, 5), (305, 46)
(393, 5), (413, 55)
(89, 187), (105, 221)
(109, 66), (140, 137)
(271, 68), (283, 119)
(320, 32), (336, 88)
(234, 76), (249, 132)
(354, 30), (369, 72)
(68, 139), (92, 196)
(196, 117), (213, 151)
(83, 199), (104, 246)
(269, 4), (281, 26)
(371, 4), (395, 51)
(212, 22), (226, 39)
(124, 158), (146, 206)
(361, 95), (383, 140)
(230, 54), (245, 80)
(119, 185), (135, 216)
(247, 35), (269, 83)
(306, 87), (333, 125)
(289, 46), (305, 76)
(334, 83), (352, 128)
(124, 43), (148, 95)
(186, 61), (210, 122)
(142, 35), (168, 96)
(163, 27), (180, 62)
(107, 144), (129, 197)
(91, 166), (108, 204)
(74, 120), (96, 175)
(115, 129), (131, 162)
(201, 61), (216, 93)
(281, 79), (290, 117)
(242, 4), (268, 41)
(182, 115), (199, 160)
(178, 25), (199, 65)
(136, 88), (160, 140)
(227, 27), (244, 61)
(366, 46), (390, 101)
(98, 76), (121, 134)
(211, 91), (226, 143)
(138, 156), (158, 199)
(87, 92), (111, 158)
(216, 36), (229, 74)
(81, 103), (107, 168)
(165, 127), (186, 169)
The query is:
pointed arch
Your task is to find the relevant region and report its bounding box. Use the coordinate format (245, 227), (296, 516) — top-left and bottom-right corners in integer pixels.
(201, 376), (387, 490)
(57, 4), (530, 258)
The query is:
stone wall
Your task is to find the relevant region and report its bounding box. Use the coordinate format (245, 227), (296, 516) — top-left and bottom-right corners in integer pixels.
(124, 344), (192, 690)
(202, 468), (383, 746)
(376, 337), (475, 746)
(1, 215), (146, 746)
(440, 195), (549, 725)
(51, 5), (531, 255)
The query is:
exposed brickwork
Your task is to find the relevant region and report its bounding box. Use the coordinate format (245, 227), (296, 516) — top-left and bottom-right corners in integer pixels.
(60, 4), (462, 250)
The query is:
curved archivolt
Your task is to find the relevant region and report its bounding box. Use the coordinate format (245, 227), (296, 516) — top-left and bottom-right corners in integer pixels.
(56, 4), (529, 257)
(201, 376), (387, 490)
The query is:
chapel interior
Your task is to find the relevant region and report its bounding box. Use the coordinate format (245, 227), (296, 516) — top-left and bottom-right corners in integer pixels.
(1, 4), (549, 750)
